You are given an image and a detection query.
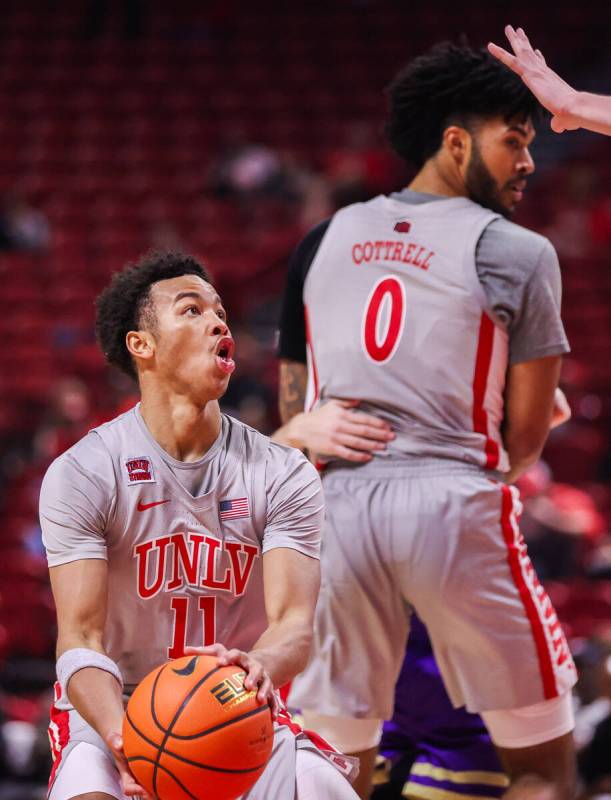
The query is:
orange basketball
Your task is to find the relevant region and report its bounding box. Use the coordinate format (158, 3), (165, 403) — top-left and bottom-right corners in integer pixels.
(123, 654), (274, 800)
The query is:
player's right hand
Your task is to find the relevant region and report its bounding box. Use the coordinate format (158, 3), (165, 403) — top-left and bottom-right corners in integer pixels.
(184, 644), (280, 717)
(106, 732), (154, 800)
(294, 399), (395, 463)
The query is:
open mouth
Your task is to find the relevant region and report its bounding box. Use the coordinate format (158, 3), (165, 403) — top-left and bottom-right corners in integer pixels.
(215, 336), (236, 375)
(507, 179), (527, 202)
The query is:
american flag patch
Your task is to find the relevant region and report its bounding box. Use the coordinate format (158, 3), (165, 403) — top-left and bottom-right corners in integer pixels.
(219, 497), (250, 521)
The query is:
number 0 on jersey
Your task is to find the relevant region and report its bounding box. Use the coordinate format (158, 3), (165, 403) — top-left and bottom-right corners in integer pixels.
(362, 275), (406, 364)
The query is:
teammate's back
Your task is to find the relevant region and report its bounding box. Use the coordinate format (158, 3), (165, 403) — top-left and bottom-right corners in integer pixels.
(304, 193), (508, 470)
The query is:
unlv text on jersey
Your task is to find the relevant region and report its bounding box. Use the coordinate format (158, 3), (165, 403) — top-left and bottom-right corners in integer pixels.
(134, 532), (260, 599)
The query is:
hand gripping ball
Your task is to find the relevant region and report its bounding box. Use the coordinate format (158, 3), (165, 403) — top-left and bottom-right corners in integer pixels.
(123, 654), (274, 800)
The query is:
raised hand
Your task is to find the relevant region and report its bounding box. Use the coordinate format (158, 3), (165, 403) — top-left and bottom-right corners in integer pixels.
(488, 25), (579, 133)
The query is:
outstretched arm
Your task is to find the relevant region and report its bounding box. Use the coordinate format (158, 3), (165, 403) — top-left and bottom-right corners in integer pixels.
(488, 25), (611, 136)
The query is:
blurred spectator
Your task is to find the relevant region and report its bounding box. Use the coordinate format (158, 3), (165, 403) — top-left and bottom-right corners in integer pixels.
(298, 173), (334, 231)
(0, 193), (50, 253)
(325, 121), (396, 207)
(587, 537), (611, 580)
(207, 132), (288, 201)
(523, 482), (605, 580)
(33, 378), (92, 462)
(148, 219), (185, 252)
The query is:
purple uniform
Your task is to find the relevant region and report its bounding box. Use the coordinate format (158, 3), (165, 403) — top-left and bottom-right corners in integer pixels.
(380, 614), (507, 800)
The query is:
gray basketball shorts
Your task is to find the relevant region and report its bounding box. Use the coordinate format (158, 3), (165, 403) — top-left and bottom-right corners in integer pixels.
(290, 460), (576, 720)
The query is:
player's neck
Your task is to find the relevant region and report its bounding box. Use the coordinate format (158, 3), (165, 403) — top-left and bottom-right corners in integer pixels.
(408, 157), (467, 199)
(139, 391), (222, 462)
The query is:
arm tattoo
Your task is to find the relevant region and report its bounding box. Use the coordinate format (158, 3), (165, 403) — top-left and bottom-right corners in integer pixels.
(279, 361), (308, 424)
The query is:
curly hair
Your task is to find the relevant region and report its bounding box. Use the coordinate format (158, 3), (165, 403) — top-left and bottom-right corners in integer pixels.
(95, 250), (211, 380)
(385, 41), (541, 169)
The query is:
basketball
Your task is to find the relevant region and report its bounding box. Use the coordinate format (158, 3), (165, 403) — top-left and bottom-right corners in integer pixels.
(122, 654), (274, 800)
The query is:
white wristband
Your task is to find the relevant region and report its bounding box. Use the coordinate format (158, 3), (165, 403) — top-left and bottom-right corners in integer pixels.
(56, 648), (123, 699)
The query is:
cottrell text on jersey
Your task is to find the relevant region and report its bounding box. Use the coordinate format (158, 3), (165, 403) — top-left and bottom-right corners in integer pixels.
(351, 238), (435, 270)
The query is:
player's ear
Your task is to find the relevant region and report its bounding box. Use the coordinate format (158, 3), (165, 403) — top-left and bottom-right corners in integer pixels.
(442, 125), (471, 169)
(126, 329), (155, 363)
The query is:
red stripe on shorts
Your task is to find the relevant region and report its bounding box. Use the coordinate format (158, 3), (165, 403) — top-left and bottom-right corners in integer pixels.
(500, 486), (558, 699)
(276, 707), (356, 778)
(276, 707), (338, 754)
(304, 304), (320, 412)
(48, 682), (71, 789)
(472, 313), (500, 469)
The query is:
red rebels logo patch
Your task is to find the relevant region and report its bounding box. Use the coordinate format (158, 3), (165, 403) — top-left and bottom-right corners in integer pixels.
(394, 219), (411, 233)
(125, 456), (155, 485)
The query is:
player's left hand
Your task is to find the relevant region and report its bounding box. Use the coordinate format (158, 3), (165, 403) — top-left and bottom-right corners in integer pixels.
(184, 644), (280, 717)
(488, 25), (580, 133)
(293, 399), (395, 463)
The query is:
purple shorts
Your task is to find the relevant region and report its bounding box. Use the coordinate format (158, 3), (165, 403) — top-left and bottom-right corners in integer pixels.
(381, 615), (508, 799)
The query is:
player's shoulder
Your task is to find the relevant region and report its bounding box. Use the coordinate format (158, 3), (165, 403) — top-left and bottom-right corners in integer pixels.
(332, 194), (388, 222)
(40, 429), (114, 503)
(483, 217), (557, 261)
(265, 440), (321, 496)
(88, 405), (139, 441)
(41, 408), (136, 486)
(45, 429), (106, 470)
(226, 414), (318, 480)
(266, 436), (315, 470)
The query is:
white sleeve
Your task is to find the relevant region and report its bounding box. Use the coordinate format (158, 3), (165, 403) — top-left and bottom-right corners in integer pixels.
(39, 432), (116, 567)
(262, 444), (324, 559)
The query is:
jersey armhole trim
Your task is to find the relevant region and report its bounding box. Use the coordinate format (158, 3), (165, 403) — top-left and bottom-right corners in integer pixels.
(260, 540), (321, 559)
(47, 553), (109, 568)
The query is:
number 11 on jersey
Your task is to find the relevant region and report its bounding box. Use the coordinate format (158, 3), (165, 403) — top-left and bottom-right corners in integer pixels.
(168, 595), (217, 658)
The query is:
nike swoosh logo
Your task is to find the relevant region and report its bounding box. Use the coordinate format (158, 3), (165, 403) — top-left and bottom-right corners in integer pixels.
(137, 499), (170, 512)
(173, 656), (198, 676)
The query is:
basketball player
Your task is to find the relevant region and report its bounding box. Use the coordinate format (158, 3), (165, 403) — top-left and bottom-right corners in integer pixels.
(279, 42), (578, 800)
(39, 252), (359, 800)
(489, 25), (611, 136)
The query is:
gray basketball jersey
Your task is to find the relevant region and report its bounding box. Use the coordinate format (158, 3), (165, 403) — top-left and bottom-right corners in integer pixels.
(303, 195), (509, 471)
(40, 406), (323, 706)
